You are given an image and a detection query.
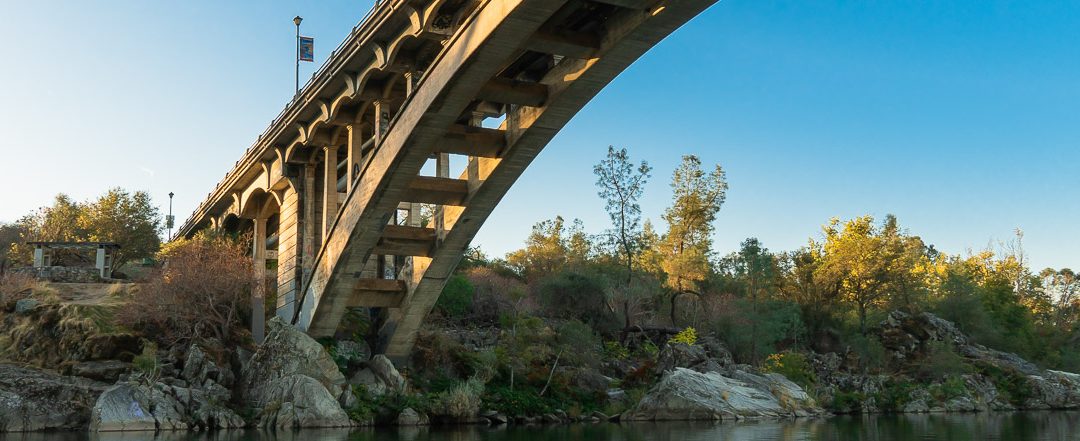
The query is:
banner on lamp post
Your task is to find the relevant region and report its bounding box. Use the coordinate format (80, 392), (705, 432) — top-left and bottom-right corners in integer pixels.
(299, 36), (314, 62)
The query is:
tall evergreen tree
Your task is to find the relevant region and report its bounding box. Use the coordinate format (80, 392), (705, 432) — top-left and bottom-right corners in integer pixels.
(659, 155), (727, 325)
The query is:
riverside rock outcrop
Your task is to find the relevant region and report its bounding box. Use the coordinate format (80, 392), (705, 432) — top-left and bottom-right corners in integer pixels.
(89, 343), (245, 432)
(626, 368), (823, 420)
(0, 363), (108, 432)
(627, 341), (823, 421)
(240, 317), (351, 428)
(811, 311), (1080, 413)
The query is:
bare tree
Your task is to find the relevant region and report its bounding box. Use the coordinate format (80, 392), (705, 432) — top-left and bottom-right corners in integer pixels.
(594, 146), (652, 335)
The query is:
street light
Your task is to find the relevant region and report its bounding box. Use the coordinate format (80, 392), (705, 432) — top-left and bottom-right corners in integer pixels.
(294, 16), (303, 95)
(167, 192), (175, 241)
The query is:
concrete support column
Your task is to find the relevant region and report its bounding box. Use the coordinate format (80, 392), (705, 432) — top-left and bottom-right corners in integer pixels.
(33, 246), (44, 268)
(404, 71), (420, 97)
(373, 100), (391, 145)
(95, 247), (107, 278)
(302, 164), (317, 280)
(407, 203), (420, 227)
(466, 111), (484, 194)
(346, 124), (363, 193)
(322, 145), (340, 240)
(434, 153), (450, 240)
(275, 185), (301, 322)
(252, 217), (267, 344)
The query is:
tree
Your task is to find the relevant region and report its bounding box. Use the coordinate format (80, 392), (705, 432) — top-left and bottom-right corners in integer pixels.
(0, 223), (22, 274)
(505, 216), (589, 281)
(659, 155), (728, 325)
(9, 189), (162, 270)
(734, 238), (777, 362)
(9, 194), (85, 265)
(879, 215), (932, 312)
(79, 188), (162, 270)
(119, 232), (253, 346)
(816, 216), (888, 334)
(593, 145), (652, 332)
(1042, 268), (1080, 327)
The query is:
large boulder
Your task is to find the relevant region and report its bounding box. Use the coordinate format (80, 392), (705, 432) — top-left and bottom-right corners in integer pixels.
(656, 343), (709, 374)
(625, 368), (821, 421)
(397, 407), (430, 426)
(349, 354), (406, 397)
(241, 317), (351, 428)
(68, 360), (131, 383)
(90, 380), (245, 432)
(0, 363), (108, 432)
(877, 311), (969, 364)
(249, 375), (351, 428)
(730, 370), (822, 417)
(655, 339), (733, 377)
(90, 383), (187, 431)
(182, 343), (234, 389)
(369, 355), (406, 393)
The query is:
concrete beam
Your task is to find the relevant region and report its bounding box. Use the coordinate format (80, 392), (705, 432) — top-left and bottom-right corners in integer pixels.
(589, 0), (654, 10)
(437, 125), (506, 158)
(477, 78), (548, 107)
(348, 278), (406, 308)
(372, 225), (436, 257)
(527, 30), (601, 59)
(403, 176), (469, 206)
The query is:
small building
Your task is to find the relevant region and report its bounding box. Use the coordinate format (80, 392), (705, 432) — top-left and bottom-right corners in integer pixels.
(28, 242), (121, 279)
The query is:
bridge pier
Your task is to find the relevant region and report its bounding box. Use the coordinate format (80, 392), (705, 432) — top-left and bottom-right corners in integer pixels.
(251, 217), (267, 343)
(275, 184), (302, 321)
(322, 145), (340, 240)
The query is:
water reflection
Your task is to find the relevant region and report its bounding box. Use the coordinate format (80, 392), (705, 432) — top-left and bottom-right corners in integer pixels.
(3, 412), (1080, 441)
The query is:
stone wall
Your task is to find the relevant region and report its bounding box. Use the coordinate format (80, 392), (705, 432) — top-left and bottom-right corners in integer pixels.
(12, 266), (103, 283)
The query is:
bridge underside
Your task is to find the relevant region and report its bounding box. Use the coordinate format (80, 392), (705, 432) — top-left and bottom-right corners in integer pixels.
(177, 0), (716, 363)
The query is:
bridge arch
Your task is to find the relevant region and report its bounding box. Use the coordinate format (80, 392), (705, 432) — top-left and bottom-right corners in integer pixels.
(177, 0), (718, 363)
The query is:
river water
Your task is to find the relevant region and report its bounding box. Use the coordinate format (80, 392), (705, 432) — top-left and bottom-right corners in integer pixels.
(4, 412), (1080, 441)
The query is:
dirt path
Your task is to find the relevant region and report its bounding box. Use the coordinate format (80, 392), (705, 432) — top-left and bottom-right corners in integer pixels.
(45, 283), (136, 305)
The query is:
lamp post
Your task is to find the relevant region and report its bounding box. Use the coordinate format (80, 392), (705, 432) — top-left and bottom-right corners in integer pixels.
(167, 192), (175, 240)
(294, 16), (303, 96)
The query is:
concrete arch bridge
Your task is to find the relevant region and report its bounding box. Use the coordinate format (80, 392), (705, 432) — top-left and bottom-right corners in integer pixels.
(177, 0), (717, 363)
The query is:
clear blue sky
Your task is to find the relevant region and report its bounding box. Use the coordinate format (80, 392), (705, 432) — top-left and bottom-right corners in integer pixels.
(2, 1), (1078, 270)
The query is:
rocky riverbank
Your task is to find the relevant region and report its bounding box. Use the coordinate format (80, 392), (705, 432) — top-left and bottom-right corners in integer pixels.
(2, 286), (1080, 433)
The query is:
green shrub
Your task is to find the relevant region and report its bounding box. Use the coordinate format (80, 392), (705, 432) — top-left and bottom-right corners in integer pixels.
(762, 351), (816, 390)
(348, 385), (432, 424)
(347, 385), (380, 422)
(536, 271), (616, 331)
(668, 327), (698, 346)
(431, 377), (484, 419)
(638, 340), (660, 358)
(929, 375), (968, 402)
(846, 334), (887, 373)
(459, 349), (498, 382)
(132, 341), (160, 385)
(604, 341), (629, 360)
(435, 275), (474, 319)
(917, 341), (970, 381)
(556, 319), (602, 368)
(874, 380), (916, 412)
(978, 362), (1032, 406)
(829, 390), (866, 413)
(483, 386), (550, 416)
